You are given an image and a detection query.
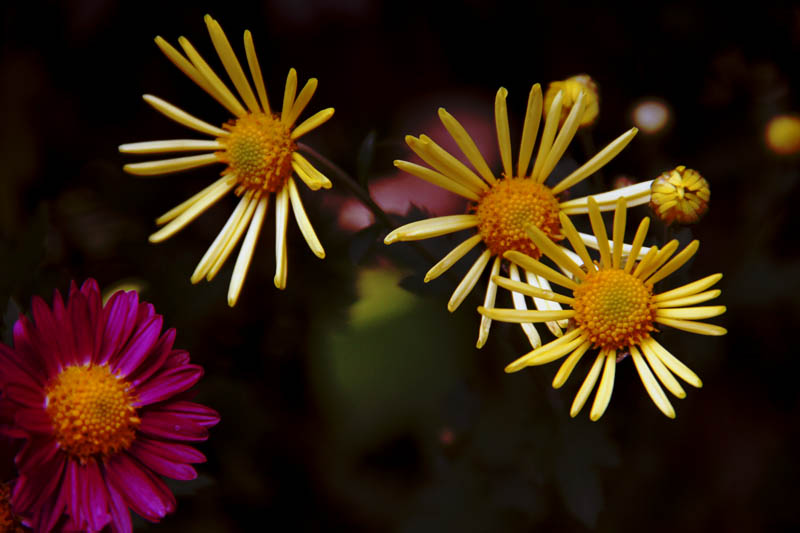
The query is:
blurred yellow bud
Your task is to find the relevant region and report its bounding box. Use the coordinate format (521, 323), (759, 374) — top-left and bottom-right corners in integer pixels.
(765, 114), (800, 155)
(543, 74), (599, 128)
(649, 166), (710, 225)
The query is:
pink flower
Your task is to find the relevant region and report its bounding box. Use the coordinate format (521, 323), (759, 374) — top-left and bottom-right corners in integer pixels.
(0, 279), (219, 532)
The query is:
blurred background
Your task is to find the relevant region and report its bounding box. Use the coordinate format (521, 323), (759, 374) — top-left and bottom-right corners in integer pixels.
(1, 1), (799, 531)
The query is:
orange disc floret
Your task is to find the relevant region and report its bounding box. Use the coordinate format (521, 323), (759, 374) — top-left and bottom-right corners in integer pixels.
(0, 483), (23, 533)
(475, 177), (563, 258)
(217, 112), (296, 195)
(45, 364), (140, 463)
(572, 268), (656, 350)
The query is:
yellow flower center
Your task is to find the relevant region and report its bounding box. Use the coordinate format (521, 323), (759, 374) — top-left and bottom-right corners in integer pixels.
(474, 177), (562, 258)
(217, 112), (296, 195)
(45, 365), (140, 462)
(572, 268), (656, 350)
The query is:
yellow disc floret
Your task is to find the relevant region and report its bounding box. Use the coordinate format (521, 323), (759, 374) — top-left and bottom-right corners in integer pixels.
(572, 269), (656, 350)
(475, 178), (562, 258)
(217, 112), (296, 195)
(45, 364), (140, 463)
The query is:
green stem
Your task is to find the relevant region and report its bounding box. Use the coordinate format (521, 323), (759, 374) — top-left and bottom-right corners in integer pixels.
(297, 143), (440, 266)
(297, 143), (395, 229)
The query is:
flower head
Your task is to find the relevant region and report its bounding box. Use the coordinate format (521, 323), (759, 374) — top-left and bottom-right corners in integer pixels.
(765, 114), (800, 155)
(0, 280), (219, 532)
(120, 15), (334, 306)
(385, 84), (652, 348)
(649, 165), (710, 225)
(543, 74), (599, 128)
(479, 197), (726, 420)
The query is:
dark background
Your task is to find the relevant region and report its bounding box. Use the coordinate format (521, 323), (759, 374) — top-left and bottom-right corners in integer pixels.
(1, 1), (799, 531)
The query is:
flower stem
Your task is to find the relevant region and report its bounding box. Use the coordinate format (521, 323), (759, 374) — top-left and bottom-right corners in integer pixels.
(297, 143), (395, 229)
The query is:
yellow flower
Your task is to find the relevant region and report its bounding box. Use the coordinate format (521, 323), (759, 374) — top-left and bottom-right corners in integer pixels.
(649, 166), (710, 225)
(120, 15), (334, 306)
(385, 84), (653, 348)
(765, 114), (800, 155)
(479, 197), (726, 420)
(543, 75), (599, 128)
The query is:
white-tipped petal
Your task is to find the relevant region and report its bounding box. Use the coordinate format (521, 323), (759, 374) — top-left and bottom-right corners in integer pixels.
(274, 185), (290, 289)
(589, 351), (616, 421)
(228, 196), (268, 306)
(448, 249), (492, 312)
(508, 263), (541, 349)
(631, 346), (676, 418)
(119, 140), (223, 154)
(559, 180), (653, 214)
(551, 128), (638, 195)
(149, 175), (237, 243)
(424, 234), (482, 282)
(192, 191), (253, 283)
(384, 215), (479, 244)
(288, 177), (325, 258)
(124, 153), (219, 176)
(476, 257), (502, 348)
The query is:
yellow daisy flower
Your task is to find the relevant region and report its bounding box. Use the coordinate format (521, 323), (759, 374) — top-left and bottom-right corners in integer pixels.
(543, 74), (599, 128)
(120, 15), (334, 306)
(649, 165), (710, 225)
(479, 197), (727, 420)
(384, 84), (653, 348)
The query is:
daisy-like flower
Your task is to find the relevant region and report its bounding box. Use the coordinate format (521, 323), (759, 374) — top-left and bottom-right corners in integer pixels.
(479, 197), (727, 420)
(384, 84), (653, 348)
(543, 74), (599, 128)
(0, 279), (219, 532)
(120, 15), (334, 306)
(649, 165), (710, 225)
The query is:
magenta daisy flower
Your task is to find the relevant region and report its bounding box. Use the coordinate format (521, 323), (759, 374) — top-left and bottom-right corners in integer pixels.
(0, 279), (219, 532)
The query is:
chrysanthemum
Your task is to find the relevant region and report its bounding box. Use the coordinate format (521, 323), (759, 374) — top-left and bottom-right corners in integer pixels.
(384, 84), (653, 347)
(479, 197), (726, 420)
(649, 165), (710, 225)
(0, 280), (219, 532)
(543, 74), (599, 128)
(120, 15), (334, 306)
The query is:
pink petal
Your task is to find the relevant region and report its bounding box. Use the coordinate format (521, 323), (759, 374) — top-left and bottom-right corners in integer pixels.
(16, 437), (59, 471)
(128, 440), (198, 480)
(105, 453), (175, 522)
(96, 292), (139, 366)
(83, 459), (112, 532)
(12, 316), (49, 383)
(138, 410), (209, 442)
(69, 285), (94, 365)
(127, 329), (175, 387)
(134, 365), (203, 406)
(29, 298), (63, 377)
(111, 316), (162, 378)
(105, 477), (132, 533)
(14, 407), (52, 434)
(0, 343), (42, 391)
(132, 436), (206, 463)
(160, 401), (220, 428)
(5, 382), (45, 409)
(13, 451), (66, 514)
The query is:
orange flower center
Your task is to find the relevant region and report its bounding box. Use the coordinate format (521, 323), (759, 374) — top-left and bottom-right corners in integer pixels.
(45, 365), (140, 462)
(217, 112), (296, 195)
(572, 268), (656, 350)
(474, 177), (563, 258)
